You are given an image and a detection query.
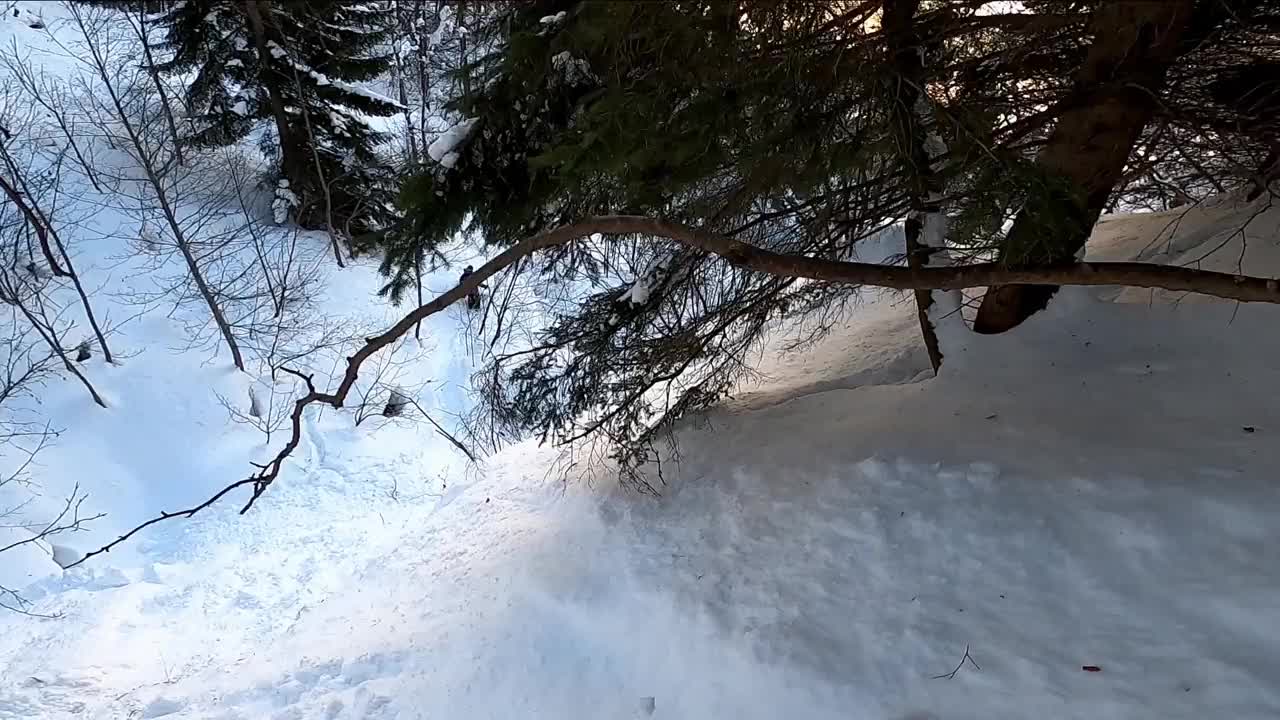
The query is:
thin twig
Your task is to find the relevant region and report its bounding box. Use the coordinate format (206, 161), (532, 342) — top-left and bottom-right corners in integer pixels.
(933, 643), (981, 680)
(68, 215), (1280, 564)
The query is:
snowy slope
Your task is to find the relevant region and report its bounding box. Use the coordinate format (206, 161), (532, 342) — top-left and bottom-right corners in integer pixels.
(3, 4), (1280, 719)
(5, 289), (1280, 720)
(3, 193), (1279, 720)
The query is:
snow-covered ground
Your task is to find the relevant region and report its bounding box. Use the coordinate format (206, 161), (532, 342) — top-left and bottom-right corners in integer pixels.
(3, 4), (1280, 719)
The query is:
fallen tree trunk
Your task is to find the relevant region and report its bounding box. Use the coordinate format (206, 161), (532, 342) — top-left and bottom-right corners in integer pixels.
(70, 214), (1280, 566)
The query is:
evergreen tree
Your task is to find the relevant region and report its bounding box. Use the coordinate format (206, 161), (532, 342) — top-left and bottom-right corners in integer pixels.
(100, 0), (403, 238)
(361, 1), (1280, 481)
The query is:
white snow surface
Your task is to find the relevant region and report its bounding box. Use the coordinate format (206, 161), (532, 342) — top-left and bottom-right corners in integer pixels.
(3, 6), (1280, 719)
(426, 117), (477, 165)
(619, 277), (651, 306)
(3, 189), (1279, 718)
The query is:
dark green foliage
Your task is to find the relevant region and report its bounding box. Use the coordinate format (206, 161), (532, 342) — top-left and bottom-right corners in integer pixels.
(379, 1), (920, 480)
(105, 0), (402, 234)
(380, 0), (1280, 479)
(379, 1), (899, 302)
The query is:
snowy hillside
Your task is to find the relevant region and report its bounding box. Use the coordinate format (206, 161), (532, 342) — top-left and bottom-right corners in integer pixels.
(2, 3), (1280, 720)
(4, 195), (1280, 719)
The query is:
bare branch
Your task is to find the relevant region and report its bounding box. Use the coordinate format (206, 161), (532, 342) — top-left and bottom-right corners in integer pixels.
(70, 214), (1280, 564)
(933, 643), (981, 680)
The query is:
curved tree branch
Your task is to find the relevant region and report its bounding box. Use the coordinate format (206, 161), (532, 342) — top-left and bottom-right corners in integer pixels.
(68, 214), (1280, 565)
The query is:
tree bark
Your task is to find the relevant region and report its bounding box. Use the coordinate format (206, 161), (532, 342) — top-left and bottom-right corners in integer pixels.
(0, 174), (68, 278)
(249, 0), (346, 266)
(413, 246), (423, 340)
(45, 213), (116, 365)
(71, 5), (245, 372)
(416, 3), (432, 162)
(883, 0), (957, 373)
(286, 63), (346, 267)
(973, 0), (1198, 334)
(0, 136), (113, 363)
(6, 284), (108, 408)
(392, 0), (420, 165)
(131, 7), (185, 167)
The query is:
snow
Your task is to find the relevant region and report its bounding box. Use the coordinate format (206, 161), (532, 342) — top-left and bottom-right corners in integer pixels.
(552, 50), (596, 85)
(329, 110), (348, 135)
(426, 12), (452, 50)
(228, 100), (249, 116)
(619, 277), (651, 305)
(278, 53), (405, 111)
(50, 545), (83, 570)
(1085, 193), (1280, 304)
(6, 6), (45, 30)
(540, 11), (568, 25)
(325, 77), (406, 110)
(2, 182), (1279, 717)
(140, 697), (185, 718)
(272, 182), (299, 224)
(426, 117), (478, 165)
(3, 5), (1280, 719)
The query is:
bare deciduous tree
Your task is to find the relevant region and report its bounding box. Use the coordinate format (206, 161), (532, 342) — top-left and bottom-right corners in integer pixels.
(0, 308), (102, 615)
(65, 3), (245, 371)
(0, 67), (115, 364)
(120, 3), (184, 168)
(0, 189), (108, 408)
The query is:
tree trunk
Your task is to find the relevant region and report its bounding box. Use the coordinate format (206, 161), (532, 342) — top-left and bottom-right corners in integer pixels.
(0, 150), (114, 361)
(972, 0), (1197, 334)
(52, 112), (103, 193)
(246, 0), (346, 266)
(417, 4), (431, 162)
(47, 216), (115, 365)
(71, 5), (245, 372)
(904, 216), (944, 371)
(0, 174), (68, 278)
(392, 0), (420, 165)
(883, 0), (962, 373)
(414, 246), (424, 340)
(167, 218), (246, 372)
(11, 290), (108, 408)
(240, 2), (316, 223)
(1246, 144), (1279, 201)
(132, 8), (185, 167)
(288, 67), (345, 267)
